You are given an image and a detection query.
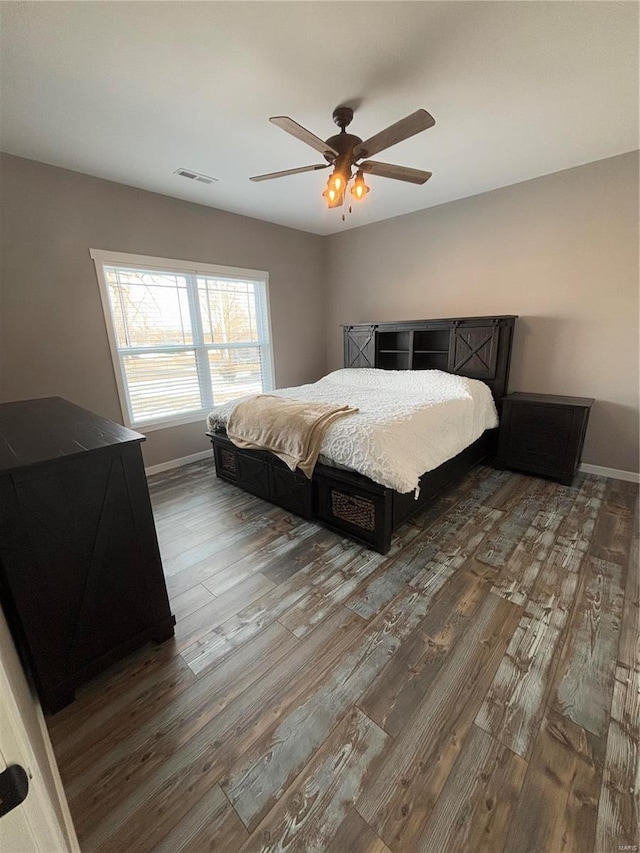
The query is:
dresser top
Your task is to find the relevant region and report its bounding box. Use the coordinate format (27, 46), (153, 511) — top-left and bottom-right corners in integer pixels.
(0, 397), (144, 474)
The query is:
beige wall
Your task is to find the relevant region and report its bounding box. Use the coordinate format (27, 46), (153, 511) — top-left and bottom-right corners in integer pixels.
(1, 151), (638, 473)
(326, 152), (639, 474)
(0, 154), (326, 467)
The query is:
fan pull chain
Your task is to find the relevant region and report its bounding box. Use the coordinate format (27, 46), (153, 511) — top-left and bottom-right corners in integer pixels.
(342, 202), (355, 223)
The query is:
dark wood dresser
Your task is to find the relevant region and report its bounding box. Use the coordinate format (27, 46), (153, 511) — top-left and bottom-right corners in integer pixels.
(495, 392), (594, 485)
(0, 397), (175, 713)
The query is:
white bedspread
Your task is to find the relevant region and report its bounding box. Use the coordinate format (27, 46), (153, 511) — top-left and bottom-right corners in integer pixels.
(207, 368), (498, 494)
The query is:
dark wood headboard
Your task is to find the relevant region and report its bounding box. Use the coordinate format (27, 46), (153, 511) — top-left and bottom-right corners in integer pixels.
(343, 315), (517, 402)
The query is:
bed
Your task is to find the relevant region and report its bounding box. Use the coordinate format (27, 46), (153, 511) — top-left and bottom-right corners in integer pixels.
(206, 315), (517, 553)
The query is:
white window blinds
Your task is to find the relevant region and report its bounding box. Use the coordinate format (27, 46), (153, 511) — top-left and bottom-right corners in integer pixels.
(91, 251), (273, 429)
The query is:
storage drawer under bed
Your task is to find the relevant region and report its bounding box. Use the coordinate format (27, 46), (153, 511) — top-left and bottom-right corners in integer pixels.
(314, 471), (392, 551)
(211, 434), (313, 518)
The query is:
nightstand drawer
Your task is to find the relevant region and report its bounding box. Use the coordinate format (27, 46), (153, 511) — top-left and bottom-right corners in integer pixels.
(496, 393), (593, 485)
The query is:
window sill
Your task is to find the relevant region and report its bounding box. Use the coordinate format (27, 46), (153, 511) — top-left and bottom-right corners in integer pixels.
(128, 410), (210, 433)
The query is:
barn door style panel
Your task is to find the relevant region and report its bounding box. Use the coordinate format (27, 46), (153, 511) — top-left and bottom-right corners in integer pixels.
(449, 321), (499, 379)
(344, 325), (377, 368)
(7, 456), (154, 677)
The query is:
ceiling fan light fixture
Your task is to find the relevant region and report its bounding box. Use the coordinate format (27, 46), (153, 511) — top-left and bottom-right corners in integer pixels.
(350, 170), (370, 200)
(322, 180), (345, 208)
(328, 166), (349, 194)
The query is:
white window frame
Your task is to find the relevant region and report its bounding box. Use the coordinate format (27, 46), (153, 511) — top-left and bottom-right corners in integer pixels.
(90, 249), (275, 431)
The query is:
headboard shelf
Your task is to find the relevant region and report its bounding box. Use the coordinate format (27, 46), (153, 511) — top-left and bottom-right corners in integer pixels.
(343, 315), (517, 401)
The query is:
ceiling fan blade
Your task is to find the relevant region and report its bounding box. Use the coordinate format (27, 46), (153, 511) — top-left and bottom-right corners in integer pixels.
(249, 163), (330, 182)
(354, 109), (435, 160)
(269, 116), (339, 159)
(360, 161), (432, 185)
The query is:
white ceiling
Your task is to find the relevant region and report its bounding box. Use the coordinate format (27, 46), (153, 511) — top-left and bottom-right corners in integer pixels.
(1, 2), (638, 236)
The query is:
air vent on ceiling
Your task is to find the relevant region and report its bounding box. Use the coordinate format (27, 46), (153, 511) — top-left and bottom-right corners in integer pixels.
(174, 168), (218, 185)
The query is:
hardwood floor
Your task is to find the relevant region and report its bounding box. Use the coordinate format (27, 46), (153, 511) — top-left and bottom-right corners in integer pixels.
(46, 459), (639, 852)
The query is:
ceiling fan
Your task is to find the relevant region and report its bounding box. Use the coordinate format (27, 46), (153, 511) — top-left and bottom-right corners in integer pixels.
(250, 106), (435, 210)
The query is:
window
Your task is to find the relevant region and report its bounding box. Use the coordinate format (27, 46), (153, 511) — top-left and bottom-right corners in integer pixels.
(91, 250), (273, 430)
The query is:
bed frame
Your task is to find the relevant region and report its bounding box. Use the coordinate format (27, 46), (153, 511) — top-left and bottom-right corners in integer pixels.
(207, 315), (517, 553)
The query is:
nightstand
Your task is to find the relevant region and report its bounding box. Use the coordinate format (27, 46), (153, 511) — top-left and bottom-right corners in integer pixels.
(495, 392), (594, 485)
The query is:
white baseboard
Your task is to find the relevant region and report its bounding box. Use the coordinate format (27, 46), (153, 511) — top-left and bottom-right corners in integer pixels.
(580, 463), (640, 483)
(145, 449), (211, 476)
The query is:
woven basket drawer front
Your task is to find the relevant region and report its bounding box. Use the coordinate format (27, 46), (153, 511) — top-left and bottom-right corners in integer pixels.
(314, 475), (383, 546)
(330, 490), (376, 531)
(213, 441), (238, 481)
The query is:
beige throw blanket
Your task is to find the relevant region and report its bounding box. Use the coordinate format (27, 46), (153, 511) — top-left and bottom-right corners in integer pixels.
(226, 395), (358, 478)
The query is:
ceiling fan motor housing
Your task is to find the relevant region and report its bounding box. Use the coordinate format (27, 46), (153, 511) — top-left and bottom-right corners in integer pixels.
(325, 106), (361, 175)
(323, 132), (362, 174)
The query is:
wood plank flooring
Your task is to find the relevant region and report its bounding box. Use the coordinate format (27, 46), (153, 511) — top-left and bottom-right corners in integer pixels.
(46, 459), (639, 853)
